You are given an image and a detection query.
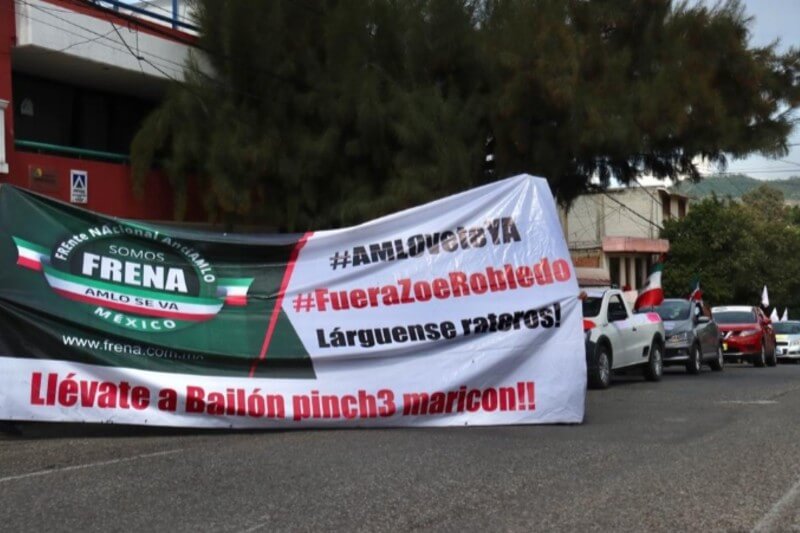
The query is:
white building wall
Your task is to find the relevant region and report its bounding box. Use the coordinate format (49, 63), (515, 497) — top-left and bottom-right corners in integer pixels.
(563, 188), (663, 248)
(15, 0), (192, 82)
(565, 194), (601, 247)
(563, 187), (690, 291)
(602, 189), (659, 240)
(0, 99), (7, 173)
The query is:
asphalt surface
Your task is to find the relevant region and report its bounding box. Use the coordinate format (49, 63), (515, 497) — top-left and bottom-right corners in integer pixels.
(2, 362), (800, 532)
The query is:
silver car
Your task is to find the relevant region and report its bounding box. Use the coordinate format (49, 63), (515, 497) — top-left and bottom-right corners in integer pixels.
(774, 321), (800, 362)
(639, 298), (723, 374)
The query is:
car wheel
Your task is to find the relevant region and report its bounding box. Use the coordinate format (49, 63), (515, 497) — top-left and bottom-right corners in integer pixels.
(588, 344), (612, 390)
(644, 341), (663, 382)
(686, 343), (702, 375)
(766, 344), (778, 367)
(753, 342), (767, 368)
(710, 344), (724, 372)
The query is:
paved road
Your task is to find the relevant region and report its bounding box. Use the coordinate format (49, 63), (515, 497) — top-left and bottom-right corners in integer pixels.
(2, 363), (800, 532)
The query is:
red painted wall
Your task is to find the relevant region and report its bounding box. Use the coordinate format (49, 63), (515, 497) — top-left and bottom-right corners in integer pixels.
(7, 151), (178, 219)
(1, 0), (15, 160)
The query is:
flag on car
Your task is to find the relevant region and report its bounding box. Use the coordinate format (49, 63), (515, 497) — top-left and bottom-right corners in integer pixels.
(770, 308), (779, 322)
(688, 279), (703, 302)
(762, 285), (770, 308)
(781, 308), (789, 322)
(634, 261), (664, 310)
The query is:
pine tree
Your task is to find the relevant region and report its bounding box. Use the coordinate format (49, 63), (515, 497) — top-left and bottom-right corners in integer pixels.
(131, 0), (800, 227)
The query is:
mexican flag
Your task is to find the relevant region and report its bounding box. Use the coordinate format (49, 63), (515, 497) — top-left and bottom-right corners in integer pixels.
(688, 279), (703, 302)
(634, 262), (665, 310)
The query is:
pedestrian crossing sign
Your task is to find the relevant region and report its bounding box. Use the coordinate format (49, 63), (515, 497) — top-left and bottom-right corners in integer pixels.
(70, 170), (88, 204)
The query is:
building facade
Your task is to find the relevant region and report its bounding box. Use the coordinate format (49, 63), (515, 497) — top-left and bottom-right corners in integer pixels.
(561, 187), (690, 289)
(0, 0), (198, 220)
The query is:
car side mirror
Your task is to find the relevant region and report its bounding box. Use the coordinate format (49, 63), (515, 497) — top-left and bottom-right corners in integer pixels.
(697, 316), (710, 324)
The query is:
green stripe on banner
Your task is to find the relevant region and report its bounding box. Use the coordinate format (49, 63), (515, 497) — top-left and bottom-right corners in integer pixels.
(218, 277), (254, 287)
(123, 221), (159, 232)
(12, 236), (49, 256)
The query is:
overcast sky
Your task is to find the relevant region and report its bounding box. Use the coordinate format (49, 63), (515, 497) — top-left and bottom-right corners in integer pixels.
(723, 0), (800, 180)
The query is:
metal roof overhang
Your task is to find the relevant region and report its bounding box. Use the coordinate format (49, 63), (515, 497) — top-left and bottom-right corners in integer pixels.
(602, 237), (670, 254)
(575, 267), (611, 287)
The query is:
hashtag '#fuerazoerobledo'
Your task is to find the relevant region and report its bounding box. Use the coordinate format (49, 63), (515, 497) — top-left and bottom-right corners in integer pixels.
(292, 293), (315, 312)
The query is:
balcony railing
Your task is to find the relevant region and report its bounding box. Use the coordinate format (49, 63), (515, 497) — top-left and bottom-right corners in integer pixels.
(89, 0), (199, 33)
(15, 139), (130, 163)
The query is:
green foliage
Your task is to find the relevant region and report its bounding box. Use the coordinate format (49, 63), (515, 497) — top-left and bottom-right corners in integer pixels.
(741, 183), (787, 217)
(673, 174), (800, 200)
(662, 192), (800, 308)
(131, 0), (800, 229)
(672, 174), (760, 198)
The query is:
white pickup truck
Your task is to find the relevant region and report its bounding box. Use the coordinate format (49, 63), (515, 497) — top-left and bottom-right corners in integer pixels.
(582, 288), (666, 389)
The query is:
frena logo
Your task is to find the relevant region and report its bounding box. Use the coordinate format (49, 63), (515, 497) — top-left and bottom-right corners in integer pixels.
(12, 223), (253, 332)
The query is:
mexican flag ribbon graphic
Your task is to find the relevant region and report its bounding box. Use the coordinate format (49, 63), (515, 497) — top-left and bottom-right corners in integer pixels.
(13, 236), (253, 321)
(13, 236), (48, 271)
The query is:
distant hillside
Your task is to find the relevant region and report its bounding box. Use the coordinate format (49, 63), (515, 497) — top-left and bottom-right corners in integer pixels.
(672, 174), (800, 201)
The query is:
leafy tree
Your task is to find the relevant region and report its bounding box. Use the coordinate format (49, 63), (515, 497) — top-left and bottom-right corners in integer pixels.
(662, 191), (800, 309)
(131, 0), (800, 228)
(741, 183), (787, 220)
(484, 0), (800, 203)
(132, 0), (488, 229)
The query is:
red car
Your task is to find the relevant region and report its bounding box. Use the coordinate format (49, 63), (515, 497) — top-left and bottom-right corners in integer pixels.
(710, 305), (777, 367)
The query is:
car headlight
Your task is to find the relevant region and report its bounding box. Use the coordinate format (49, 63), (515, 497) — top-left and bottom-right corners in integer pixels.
(668, 332), (690, 343)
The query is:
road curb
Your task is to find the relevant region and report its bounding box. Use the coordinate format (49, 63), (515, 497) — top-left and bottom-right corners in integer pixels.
(0, 421), (23, 438)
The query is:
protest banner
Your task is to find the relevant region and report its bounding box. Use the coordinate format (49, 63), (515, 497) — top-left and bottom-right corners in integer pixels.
(0, 175), (585, 427)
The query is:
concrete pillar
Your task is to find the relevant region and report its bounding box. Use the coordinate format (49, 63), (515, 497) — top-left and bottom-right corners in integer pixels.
(0, 99), (7, 174)
(0, 0), (15, 175)
(619, 257), (628, 288)
(639, 255), (648, 289)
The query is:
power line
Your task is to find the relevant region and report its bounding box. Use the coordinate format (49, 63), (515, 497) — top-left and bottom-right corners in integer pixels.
(717, 168), (800, 174)
(67, 0), (299, 86)
(106, 0), (196, 26)
(22, 0), (187, 69)
(632, 178), (665, 228)
(11, 1), (182, 76)
(32, 0), (301, 91)
(602, 191), (663, 230)
(14, 0), (273, 104)
(110, 20), (147, 74)
(7, 1), (302, 155)
(79, 0), (198, 33)
(57, 26), (116, 52)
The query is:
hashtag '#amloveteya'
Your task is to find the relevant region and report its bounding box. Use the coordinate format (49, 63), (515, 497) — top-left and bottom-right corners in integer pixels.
(329, 250), (350, 270)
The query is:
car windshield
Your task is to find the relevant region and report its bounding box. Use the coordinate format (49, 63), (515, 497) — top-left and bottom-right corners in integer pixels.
(773, 322), (800, 334)
(652, 300), (691, 321)
(582, 297), (602, 317)
(712, 310), (756, 324)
